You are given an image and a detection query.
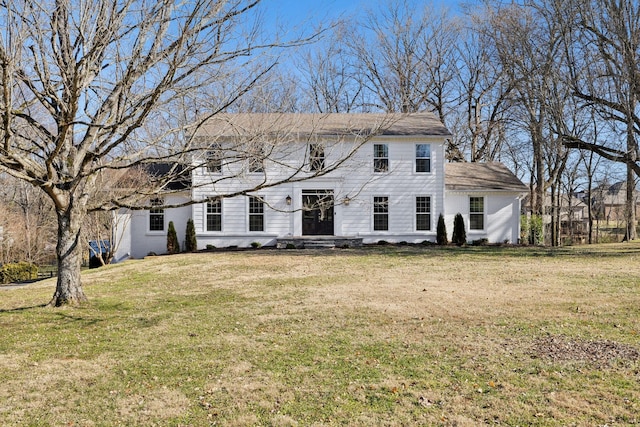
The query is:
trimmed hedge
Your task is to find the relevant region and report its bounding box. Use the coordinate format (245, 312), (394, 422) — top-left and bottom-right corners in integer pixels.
(0, 262), (38, 284)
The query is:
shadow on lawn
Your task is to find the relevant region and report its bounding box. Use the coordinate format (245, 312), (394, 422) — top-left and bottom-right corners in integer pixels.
(227, 242), (640, 260)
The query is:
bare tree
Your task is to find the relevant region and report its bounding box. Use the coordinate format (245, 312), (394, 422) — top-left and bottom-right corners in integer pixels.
(346, 0), (458, 117)
(451, 10), (515, 162)
(0, 0), (321, 306)
(557, 0), (640, 240)
(483, 1), (567, 229)
(296, 23), (366, 113)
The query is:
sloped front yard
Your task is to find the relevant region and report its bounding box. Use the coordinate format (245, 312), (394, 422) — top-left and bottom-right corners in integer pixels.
(1, 243), (639, 426)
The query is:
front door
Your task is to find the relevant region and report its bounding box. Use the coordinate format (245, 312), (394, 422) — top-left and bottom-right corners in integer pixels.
(302, 190), (334, 235)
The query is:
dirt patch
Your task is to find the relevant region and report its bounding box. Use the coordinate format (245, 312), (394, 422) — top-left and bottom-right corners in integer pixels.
(532, 335), (640, 367)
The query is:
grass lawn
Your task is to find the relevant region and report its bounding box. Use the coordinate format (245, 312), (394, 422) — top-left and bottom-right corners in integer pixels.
(1, 243), (639, 426)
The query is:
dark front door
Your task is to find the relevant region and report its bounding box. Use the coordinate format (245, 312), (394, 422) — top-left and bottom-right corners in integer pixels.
(302, 190), (334, 235)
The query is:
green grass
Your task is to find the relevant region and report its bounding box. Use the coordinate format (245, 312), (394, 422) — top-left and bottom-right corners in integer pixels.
(1, 243), (640, 426)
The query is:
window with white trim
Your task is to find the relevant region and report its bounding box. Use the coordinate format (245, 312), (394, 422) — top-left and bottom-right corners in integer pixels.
(416, 196), (431, 231)
(309, 143), (325, 171)
(205, 145), (222, 173)
(248, 144), (264, 173)
(206, 198), (222, 231)
(248, 196), (264, 232)
(373, 196), (389, 231)
(373, 143), (389, 172)
(470, 196), (484, 230)
(415, 144), (431, 173)
(149, 198), (164, 231)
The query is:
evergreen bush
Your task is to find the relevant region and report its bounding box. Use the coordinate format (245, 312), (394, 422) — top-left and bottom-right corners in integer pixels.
(436, 213), (448, 245)
(185, 219), (197, 252)
(166, 221), (180, 254)
(452, 213), (466, 246)
(0, 262), (38, 284)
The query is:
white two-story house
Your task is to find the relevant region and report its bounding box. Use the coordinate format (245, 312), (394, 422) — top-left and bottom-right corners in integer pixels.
(113, 112), (526, 260)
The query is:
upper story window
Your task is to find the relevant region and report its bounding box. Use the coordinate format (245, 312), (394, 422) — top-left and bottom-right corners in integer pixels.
(248, 196), (265, 232)
(470, 196), (484, 230)
(373, 143), (389, 173)
(205, 145), (222, 173)
(206, 198), (222, 231)
(248, 144), (264, 173)
(373, 196), (389, 231)
(416, 196), (431, 231)
(415, 144), (431, 173)
(309, 143), (325, 171)
(149, 197), (164, 231)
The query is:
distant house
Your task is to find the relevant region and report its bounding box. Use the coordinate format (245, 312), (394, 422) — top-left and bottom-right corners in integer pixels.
(591, 181), (640, 222)
(113, 113), (527, 259)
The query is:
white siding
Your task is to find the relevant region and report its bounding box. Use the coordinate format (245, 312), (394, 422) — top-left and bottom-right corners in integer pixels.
(444, 192), (522, 244)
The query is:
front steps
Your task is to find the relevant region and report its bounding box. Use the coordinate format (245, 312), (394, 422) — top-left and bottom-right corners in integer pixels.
(276, 236), (363, 249)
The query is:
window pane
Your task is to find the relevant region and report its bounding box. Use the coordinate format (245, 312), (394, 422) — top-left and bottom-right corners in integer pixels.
(416, 158), (431, 173)
(149, 198), (164, 231)
(309, 144), (325, 171)
(374, 158), (389, 172)
(249, 215), (264, 232)
(373, 196), (389, 231)
(416, 196), (431, 231)
(206, 147), (222, 173)
(206, 199), (222, 231)
(470, 214), (484, 230)
(249, 196), (264, 231)
(374, 144), (388, 158)
(207, 215), (222, 231)
(470, 197), (484, 213)
(416, 214), (431, 230)
(416, 144), (430, 158)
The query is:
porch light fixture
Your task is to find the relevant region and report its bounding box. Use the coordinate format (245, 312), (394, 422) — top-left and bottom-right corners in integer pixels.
(343, 197), (350, 206)
(286, 195), (292, 205)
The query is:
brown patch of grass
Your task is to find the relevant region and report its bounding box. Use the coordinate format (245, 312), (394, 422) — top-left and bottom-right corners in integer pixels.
(1, 243), (640, 425)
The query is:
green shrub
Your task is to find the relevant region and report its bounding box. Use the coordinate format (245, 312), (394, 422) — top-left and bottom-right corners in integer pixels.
(521, 214), (544, 245)
(436, 213), (448, 245)
(452, 213), (466, 246)
(0, 262), (38, 284)
(205, 244), (216, 250)
(471, 238), (489, 246)
(184, 219), (197, 252)
(166, 221), (180, 254)
(251, 242), (262, 248)
(285, 243), (296, 249)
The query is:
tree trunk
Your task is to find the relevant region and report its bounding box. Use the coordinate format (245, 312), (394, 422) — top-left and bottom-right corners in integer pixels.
(49, 205), (87, 307)
(624, 165), (636, 241)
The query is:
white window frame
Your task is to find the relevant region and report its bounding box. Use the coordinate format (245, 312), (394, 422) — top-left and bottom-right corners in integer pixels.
(206, 198), (223, 232)
(248, 144), (265, 174)
(373, 196), (389, 231)
(309, 143), (325, 172)
(415, 143), (431, 173)
(205, 144), (223, 174)
(248, 195), (265, 232)
(469, 196), (485, 231)
(373, 143), (389, 173)
(148, 197), (164, 233)
(415, 195), (432, 231)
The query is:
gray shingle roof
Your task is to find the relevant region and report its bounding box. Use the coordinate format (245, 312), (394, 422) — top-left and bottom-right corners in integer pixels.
(445, 162), (527, 193)
(196, 112), (451, 138)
